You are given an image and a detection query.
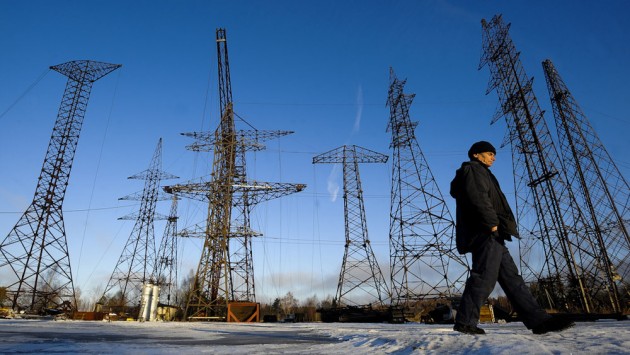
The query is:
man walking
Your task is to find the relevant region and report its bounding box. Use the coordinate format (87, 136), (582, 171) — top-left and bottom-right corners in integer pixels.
(450, 141), (574, 335)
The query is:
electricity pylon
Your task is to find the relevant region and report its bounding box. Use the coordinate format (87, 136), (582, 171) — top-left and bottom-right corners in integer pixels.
(166, 163), (306, 320)
(100, 138), (177, 312)
(542, 59), (629, 313)
(480, 15), (616, 313)
(0, 60), (121, 313)
(313, 145), (391, 307)
(386, 68), (469, 311)
(165, 28), (305, 320)
(182, 128), (294, 303)
(154, 194), (179, 306)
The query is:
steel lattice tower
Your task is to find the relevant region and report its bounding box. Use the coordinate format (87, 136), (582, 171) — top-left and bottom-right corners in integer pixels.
(313, 145), (391, 307)
(542, 59), (629, 313)
(100, 138), (177, 311)
(183, 129), (293, 306)
(168, 135), (305, 320)
(178, 103), (236, 320)
(175, 129), (299, 313)
(0, 60), (121, 312)
(386, 68), (469, 310)
(480, 15), (616, 313)
(166, 28), (305, 320)
(154, 194), (179, 306)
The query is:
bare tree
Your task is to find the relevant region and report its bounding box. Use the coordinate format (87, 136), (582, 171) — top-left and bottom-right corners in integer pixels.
(0, 287), (7, 307)
(279, 292), (298, 317)
(74, 287), (83, 311)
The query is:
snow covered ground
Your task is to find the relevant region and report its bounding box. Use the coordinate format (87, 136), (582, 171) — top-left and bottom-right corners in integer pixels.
(0, 318), (628, 354)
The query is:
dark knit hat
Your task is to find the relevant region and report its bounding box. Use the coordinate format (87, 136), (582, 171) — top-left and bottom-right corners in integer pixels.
(468, 141), (496, 159)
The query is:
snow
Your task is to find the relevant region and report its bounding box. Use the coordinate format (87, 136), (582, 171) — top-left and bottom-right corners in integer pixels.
(0, 319), (629, 354)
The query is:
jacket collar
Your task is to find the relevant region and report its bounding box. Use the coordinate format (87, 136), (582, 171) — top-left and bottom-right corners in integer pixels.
(467, 159), (490, 170)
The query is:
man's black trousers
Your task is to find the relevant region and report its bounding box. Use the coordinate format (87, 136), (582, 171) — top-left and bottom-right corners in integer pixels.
(455, 235), (550, 328)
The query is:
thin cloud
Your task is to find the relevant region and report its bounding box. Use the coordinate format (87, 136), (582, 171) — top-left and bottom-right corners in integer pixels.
(352, 84), (363, 134)
(327, 164), (341, 202)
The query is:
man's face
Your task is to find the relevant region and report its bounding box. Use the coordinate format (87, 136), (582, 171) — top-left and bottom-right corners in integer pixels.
(473, 151), (496, 167)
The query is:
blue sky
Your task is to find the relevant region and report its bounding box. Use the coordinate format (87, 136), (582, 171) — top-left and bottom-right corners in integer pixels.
(1, 0), (628, 305)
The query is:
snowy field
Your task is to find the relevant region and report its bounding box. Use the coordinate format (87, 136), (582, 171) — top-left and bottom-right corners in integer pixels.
(0, 318), (628, 354)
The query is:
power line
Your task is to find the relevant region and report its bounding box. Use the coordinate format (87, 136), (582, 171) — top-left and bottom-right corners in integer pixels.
(0, 69), (50, 121)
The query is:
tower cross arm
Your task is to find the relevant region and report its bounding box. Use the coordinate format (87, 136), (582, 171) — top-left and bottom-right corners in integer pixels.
(234, 181), (306, 205)
(127, 170), (179, 180)
(312, 145), (389, 164)
(163, 181), (213, 203)
(182, 130), (294, 152)
(50, 60), (122, 82)
(163, 179), (306, 208)
(118, 190), (174, 202)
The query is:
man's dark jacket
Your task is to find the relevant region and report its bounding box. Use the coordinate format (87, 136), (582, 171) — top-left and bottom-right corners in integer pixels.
(450, 160), (518, 254)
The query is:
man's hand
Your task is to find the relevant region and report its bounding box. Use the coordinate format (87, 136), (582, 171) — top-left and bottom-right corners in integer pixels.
(491, 226), (498, 232)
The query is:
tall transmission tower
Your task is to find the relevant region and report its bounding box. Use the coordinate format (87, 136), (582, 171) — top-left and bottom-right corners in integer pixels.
(154, 194), (179, 306)
(542, 59), (629, 313)
(100, 138), (178, 312)
(313, 145), (391, 307)
(480, 15), (618, 314)
(182, 128), (293, 303)
(165, 28), (305, 320)
(0, 60), (121, 313)
(386, 68), (469, 312)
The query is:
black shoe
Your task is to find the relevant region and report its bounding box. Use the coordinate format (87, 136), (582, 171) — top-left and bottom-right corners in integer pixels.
(453, 323), (486, 335)
(532, 317), (575, 335)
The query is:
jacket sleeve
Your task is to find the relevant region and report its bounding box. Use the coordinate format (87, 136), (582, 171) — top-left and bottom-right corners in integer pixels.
(461, 165), (499, 231)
